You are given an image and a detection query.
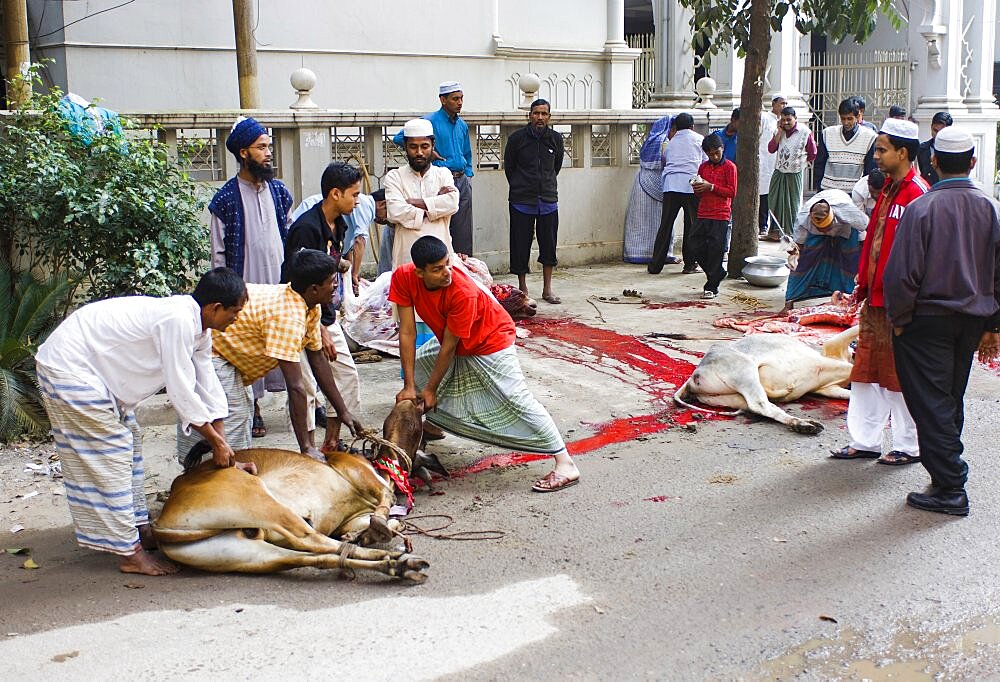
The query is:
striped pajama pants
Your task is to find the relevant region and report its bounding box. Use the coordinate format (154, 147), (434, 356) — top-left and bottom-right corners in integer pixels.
(36, 363), (146, 556)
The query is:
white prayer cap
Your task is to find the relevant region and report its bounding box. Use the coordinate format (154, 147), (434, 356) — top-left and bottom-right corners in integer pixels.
(933, 126), (975, 154)
(879, 118), (919, 141)
(439, 80), (463, 95)
(771, 93), (786, 102)
(402, 118), (434, 138)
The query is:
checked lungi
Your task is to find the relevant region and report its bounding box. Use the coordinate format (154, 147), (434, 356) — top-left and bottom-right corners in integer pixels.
(176, 356), (252, 463)
(414, 340), (566, 454)
(36, 363), (147, 556)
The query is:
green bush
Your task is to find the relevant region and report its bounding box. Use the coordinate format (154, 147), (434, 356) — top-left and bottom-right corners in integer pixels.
(0, 64), (209, 301)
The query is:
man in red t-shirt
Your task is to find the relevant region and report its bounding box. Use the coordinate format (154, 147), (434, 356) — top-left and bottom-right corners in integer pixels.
(691, 134), (738, 298)
(389, 236), (580, 492)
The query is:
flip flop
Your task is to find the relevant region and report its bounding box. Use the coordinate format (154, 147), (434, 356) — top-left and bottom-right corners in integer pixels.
(251, 414), (266, 438)
(830, 446), (879, 459)
(877, 450), (921, 466)
(542, 294), (562, 305)
(531, 470), (580, 493)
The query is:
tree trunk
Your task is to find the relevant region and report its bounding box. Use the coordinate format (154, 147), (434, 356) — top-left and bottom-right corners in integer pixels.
(727, 0), (772, 278)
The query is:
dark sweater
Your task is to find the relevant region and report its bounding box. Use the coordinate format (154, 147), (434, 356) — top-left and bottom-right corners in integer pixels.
(282, 202), (347, 325)
(884, 178), (1000, 329)
(504, 125), (564, 204)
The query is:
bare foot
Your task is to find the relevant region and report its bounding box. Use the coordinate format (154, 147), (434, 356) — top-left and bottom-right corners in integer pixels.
(137, 523), (158, 550)
(119, 547), (179, 575)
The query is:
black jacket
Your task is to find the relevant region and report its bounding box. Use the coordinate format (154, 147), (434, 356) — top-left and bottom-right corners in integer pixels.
(282, 202), (347, 325)
(917, 139), (940, 187)
(504, 125), (564, 204)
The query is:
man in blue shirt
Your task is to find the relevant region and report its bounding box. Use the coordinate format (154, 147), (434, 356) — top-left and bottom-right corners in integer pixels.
(393, 81), (474, 256)
(710, 108), (739, 164)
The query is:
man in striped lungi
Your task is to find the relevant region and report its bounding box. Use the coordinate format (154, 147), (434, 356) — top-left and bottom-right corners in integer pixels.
(389, 235), (580, 493)
(35, 268), (251, 575)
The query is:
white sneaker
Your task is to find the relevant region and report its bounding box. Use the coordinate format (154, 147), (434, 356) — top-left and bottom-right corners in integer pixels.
(701, 290), (717, 299)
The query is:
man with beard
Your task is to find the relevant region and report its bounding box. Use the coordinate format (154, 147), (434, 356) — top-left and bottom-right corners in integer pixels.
(504, 98), (565, 304)
(385, 118), (459, 269)
(385, 118), (460, 354)
(393, 81), (474, 256)
(209, 116), (294, 439)
(831, 118), (927, 467)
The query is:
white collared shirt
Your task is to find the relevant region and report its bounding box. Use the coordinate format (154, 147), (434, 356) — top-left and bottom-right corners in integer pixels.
(36, 295), (228, 431)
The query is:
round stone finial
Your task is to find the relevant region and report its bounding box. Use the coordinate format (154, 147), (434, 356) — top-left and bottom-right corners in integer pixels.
(290, 68), (317, 92)
(695, 76), (717, 97)
(518, 73), (541, 95)
(289, 68), (318, 109)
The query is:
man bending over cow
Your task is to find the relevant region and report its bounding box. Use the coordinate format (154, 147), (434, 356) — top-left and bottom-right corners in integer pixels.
(35, 268), (249, 576)
(178, 249), (365, 463)
(389, 235), (580, 492)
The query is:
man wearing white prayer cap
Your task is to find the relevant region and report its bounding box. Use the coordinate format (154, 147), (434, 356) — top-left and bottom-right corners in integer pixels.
(884, 125), (1000, 516)
(384, 118), (459, 271)
(392, 81), (475, 256)
(830, 111), (927, 467)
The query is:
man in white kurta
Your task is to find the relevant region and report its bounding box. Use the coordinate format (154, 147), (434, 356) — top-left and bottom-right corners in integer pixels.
(34, 268), (249, 576)
(384, 118), (460, 269)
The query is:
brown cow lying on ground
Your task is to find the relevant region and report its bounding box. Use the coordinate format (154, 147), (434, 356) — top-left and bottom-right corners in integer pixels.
(152, 446), (429, 582)
(673, 325), (859, 434)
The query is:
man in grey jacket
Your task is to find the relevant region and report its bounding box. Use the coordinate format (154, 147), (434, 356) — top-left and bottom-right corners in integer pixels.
(884, 126), (1000, 516)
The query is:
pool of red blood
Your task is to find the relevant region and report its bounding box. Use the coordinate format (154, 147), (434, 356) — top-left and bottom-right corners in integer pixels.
(446, 318), (847, 479)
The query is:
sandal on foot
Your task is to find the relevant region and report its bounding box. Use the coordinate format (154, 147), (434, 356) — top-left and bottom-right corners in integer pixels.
(877, 450), (921, 466)
(542, 294), (562, 305)
(830, 446), (879, 459)
(251, 414), (266, 438)
(531, 470), (580, 493)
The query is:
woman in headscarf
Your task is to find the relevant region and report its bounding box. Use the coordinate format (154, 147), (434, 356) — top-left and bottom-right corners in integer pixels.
(783, 189), (867, 311)
(623, 115), (674, 264)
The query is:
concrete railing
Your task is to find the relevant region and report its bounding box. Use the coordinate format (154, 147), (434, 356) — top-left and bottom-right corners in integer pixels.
(120, 108), (729, 273)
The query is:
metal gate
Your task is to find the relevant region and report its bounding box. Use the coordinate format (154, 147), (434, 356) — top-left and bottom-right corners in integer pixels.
(798, 48), (912, 187)
(628, 32), (655, 109)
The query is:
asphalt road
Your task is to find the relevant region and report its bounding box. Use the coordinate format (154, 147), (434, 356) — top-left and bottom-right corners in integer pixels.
(3, 259), (1000, 680)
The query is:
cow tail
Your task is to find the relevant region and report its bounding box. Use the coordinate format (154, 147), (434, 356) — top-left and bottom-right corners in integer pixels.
(183, 440), (213, 472)
(672, 379), (743, 417)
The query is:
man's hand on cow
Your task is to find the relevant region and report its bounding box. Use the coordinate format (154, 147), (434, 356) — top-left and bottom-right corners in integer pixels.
(320, 325), (337, 362)
(396, 386), (418, 404)
(978, 331), (1000, 364)
(420, 387), (438, 413)
(341, 412), (366, 437)
(302, 446), (327, 462)
(211, 441), (237, 469)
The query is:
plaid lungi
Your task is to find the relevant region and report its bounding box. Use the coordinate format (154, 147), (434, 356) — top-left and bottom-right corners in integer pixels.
(36, 363), (146, 556)
(414, 340), (566, 454)
(849, 303), (902, 391)
(176, 356), (252, 463)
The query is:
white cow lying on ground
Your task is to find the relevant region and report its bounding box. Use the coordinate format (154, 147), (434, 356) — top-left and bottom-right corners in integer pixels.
(673, 325), (859, 434)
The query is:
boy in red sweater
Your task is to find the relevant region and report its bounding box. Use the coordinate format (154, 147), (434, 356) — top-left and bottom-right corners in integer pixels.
(691, 134), (738, 298)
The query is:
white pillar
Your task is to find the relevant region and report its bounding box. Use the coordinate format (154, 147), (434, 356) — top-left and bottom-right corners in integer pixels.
(604, 0), (640, 108)
(911, 0), (1000, 192)
(709, 43), (745, 111)
(648, 0), (697, 107)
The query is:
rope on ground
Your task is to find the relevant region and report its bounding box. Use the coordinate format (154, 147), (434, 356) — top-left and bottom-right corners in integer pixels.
(401, 514), (506, 541)
(586, 297), (607, 323)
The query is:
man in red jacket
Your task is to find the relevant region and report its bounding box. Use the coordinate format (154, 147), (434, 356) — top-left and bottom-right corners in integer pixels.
(690, 133), (737, 299)
(831, 118), (928, 466)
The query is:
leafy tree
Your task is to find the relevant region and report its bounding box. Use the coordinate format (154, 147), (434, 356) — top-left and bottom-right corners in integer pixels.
(0, 64), (209, 302)
(0, 63), (209, 440)
(0, 263), (73, 440)
(678, 0), (900, 277)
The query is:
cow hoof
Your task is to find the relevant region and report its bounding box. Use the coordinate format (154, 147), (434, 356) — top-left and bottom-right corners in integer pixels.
(367, 515), (394, 544)
(791, 419), (824, 435)
(402, 570), (428, 584)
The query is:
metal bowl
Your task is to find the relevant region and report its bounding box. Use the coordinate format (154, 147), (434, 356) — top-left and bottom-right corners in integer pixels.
(743, 255), (790, 287)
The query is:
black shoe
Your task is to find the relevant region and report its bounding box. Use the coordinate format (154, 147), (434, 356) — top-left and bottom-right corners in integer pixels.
(906, 486), (969, 516)
(315, 405), (328, 427)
